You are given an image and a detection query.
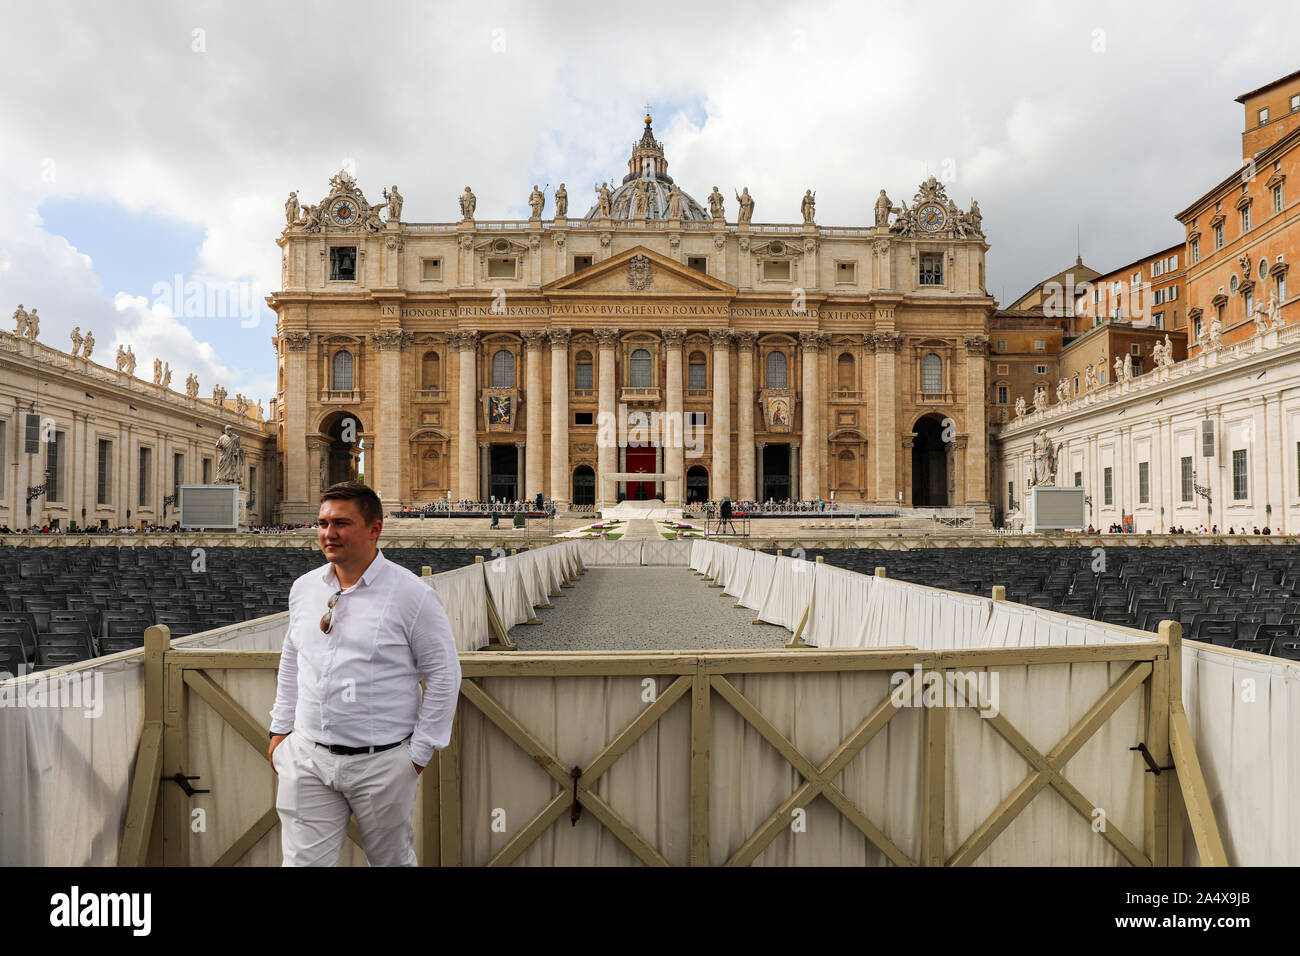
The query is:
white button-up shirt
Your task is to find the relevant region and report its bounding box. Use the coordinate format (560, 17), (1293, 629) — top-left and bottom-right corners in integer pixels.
(270, 549), (461, 766)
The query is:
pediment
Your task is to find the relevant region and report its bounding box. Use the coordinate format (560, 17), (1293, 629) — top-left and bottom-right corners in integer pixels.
(542, 245), (737, 296)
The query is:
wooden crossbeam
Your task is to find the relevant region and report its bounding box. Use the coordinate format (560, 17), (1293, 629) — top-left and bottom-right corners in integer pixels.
(463, 676), (689, 867)
(718, 673), (921, 867)
(1169, 702), (1229, 866)
(946, 663), (1152, 867)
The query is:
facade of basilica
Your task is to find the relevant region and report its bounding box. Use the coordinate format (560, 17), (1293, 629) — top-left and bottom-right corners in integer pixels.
(269, 117), (996, 523)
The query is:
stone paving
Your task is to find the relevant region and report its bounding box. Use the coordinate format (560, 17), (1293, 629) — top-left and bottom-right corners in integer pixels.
(508, 567), (791, 651)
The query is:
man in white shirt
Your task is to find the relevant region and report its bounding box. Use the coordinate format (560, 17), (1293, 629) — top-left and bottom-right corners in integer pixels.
(268, 481), (461, 866)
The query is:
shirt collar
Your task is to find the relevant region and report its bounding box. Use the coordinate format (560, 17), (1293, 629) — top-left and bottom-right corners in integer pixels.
(321, 548), (388, 590)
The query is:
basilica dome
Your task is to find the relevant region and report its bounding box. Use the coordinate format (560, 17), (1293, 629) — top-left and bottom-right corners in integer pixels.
(583, 115), (712, 222)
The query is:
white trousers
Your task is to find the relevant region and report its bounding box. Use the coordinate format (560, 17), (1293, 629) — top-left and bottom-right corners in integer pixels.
(273, 731), (420, 867)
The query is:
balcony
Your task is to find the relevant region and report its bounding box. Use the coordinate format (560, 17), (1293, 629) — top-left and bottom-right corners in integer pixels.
(620, 386), (661, 404)
(572, 388), (596, 399)
(319, 389), (363, 403)
(917, 391), (954, 405)
(829, 389), (866, 403)
(414, 388), (445, 402)
(686, 388), (711, 399)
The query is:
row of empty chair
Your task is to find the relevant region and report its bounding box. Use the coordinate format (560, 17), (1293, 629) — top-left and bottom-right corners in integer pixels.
(0, 546), (489, 672)
(808, 545), (1300, 661)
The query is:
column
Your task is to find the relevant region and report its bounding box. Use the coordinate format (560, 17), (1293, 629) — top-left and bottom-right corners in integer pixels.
(756, 441), (765, 502)
(962, 334), (990, 521)
(595, 327), (620, 509)
(522, 329), (547, 500)
(791, 442), (801, 501)
(663, 329), (685, 507)
(375, 327), (410, 508)
(735, 332), (756, 501)
(870, 327), (900, 504)
(710, 328), (732, 499)
(798, 331), (821, 501)
(282, 329), (312, 519)
(515, 442), (526, 501)
(480, 442), (489, 501)
(548, 327), (571, 507)
(454, 329), (479, 501)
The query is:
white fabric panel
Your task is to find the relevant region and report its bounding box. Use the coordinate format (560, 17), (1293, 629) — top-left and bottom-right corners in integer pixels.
(801, 563), (874, 648)
(981, 602), (1154, 648)
(756, 555), (817, 631)
(688, 539), (707, 572)
(518, 549), (550, 607)
(428, 563), (491, 651)
(945, 659), (1147, 865)
(485, 556), (534, 630)
(738, 550), (777, 611)
(723, 548), (755, 596)
(1181, 644), (1300, 866)
(0, 614), (288, 866)
(579, 540), (644, 566)
(640, 540), (692, 566)
(541, 545), (566, 591)
(852, 577), (992, 650)
(568, 541), (587, 573)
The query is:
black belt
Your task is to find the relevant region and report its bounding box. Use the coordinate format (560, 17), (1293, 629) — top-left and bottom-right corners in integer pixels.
(313, 735), (409, 756)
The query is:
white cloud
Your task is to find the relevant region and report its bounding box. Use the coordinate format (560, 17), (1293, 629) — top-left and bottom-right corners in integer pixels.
(0, 0), (1296, 389)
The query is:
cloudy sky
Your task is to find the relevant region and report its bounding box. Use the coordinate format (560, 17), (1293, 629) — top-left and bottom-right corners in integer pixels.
(1, 1), (1295, 406)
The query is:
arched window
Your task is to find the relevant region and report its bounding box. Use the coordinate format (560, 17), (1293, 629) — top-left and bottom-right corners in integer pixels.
(921, 353), (942, 393)
(575, 350), (594, 390)
(765, 350), (787, 388)
(421, 351), (440, 390)
(332, 350), (354, 391)
(491, 349), (515, 387)
(837, 353), (855, 390)
(688, 351), (707, 390)
(629, 348), (652, 387)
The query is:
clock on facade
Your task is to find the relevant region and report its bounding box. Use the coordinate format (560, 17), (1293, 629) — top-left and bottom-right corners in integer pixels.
(918, 203), (946, 233)
(330, 199), (358, 226)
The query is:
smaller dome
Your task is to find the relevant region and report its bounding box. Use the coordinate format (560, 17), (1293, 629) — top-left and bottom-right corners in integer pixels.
(583, 114), (712, 222)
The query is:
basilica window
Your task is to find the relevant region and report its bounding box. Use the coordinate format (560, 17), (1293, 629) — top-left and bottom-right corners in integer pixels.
(573, 255), (593, 272)
(835, 261), (856, 284)
(1213, 224), (1224, 249)
(688, 352), (707, 390)
(837, 353), (855, 390)
(329, 246), (357, 281)
(332, 350), (354, 391)
(629, 348), (653, 387)
(921, 353), (942, 393)
(765, 351), (787, 388)
(487, 257), (517, 279)
(575, 351), (594, 390)
(997, 384), (1008, 405)
(919, 254), (943, 286)
(421, 258), (442, 281)
(687, 256), (707, 273)
(491, 349), (515, 387)
(762, 260), (791, 281)
(421, 351), (441, 390)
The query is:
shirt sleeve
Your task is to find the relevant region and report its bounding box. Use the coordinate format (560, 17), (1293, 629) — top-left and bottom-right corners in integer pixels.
(407, 586), (462, 767)
(269, 591), (300, 735)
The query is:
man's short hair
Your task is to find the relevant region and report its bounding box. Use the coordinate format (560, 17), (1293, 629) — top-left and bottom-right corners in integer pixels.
(320, 481), (383, 525)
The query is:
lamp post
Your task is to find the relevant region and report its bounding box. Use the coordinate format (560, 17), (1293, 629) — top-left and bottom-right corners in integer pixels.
(1191, 468), (1212, 530)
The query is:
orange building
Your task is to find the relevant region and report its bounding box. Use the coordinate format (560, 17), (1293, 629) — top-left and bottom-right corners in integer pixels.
(1071, 243), (1185, 337)
(987, 309), (1061, 423)
(1177, 69), (1299, 353)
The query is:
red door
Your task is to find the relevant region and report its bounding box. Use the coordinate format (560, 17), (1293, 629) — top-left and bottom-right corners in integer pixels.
(625, 444), (656, 500)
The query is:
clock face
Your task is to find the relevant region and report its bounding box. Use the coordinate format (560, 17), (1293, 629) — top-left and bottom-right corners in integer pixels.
(919, 203), (946, 232)
(330, 199), (357, 226)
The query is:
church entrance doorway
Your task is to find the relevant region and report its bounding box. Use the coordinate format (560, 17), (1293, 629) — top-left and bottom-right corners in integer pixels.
(686, 465), (709, 504)
(623, 443), (657, 501)
(572, 466), (595, 507)
(911, 415), (950, 507)
(762, 444), (791, 502)
(488, 444), (518, 502)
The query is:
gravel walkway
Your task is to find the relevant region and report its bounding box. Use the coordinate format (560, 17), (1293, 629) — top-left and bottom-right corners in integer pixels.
(508, 567), (791, 650)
